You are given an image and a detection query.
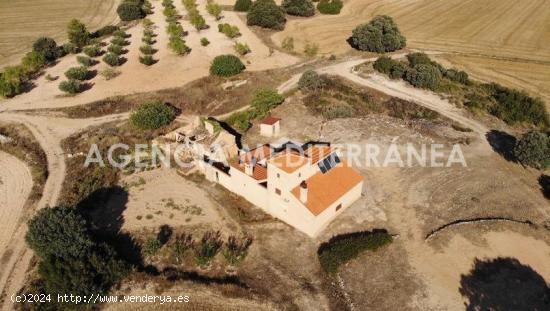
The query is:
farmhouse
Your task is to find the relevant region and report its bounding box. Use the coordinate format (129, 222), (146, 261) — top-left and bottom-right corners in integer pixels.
(200, 141), (364, 237)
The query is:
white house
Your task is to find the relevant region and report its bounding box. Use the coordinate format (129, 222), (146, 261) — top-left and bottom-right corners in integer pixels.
(259, 116), (281, 137)
(201, 141), (364, 237)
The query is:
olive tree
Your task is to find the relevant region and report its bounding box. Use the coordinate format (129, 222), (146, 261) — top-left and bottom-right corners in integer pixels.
(350, 15), (406, 52)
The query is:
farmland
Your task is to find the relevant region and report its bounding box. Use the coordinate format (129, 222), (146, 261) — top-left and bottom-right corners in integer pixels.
(0, 0), (119, 68)
(273, 0), (550, 106)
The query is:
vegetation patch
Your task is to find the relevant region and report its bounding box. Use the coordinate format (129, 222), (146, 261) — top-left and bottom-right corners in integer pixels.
(317, 0), (343, 15)
(350, 15), (406, 53)
(513, 131), (550, 169)
(210, 54), (246, 77)
(130, 101), (177, 130)
(318, 229), (393, 274)
(282, 0), (315, 17)
(247, 0), (286, 30)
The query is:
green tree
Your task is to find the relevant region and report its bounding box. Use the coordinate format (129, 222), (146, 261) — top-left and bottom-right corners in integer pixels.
(117, 2), (145, 21)
(83, 45), (102, 57)
(130, 101), (176, 130)
(298, 70), (325, 91)
(350, 15), (406, 52)
(59, 79), (83, 94)
(32, 37), (60, 61)
(65, 67), (89, 80)
(282, 0), (315, 17)
(234, 0), (252, 11)
(513, 131), (550, 169)
(247, 0), (286, 30)
(103, 53), (123, 66)
(21, 51), (46, 74)
(206, 2), (222, 20)
(0, 66), (26, 98)
(404, 64), (442, 90)
(189, 11), (207, 31)
(67, 19), (90, 47)
(316, 0), (343, 15)
(210, 54), (245, 77)
(168, 37), (191, 55)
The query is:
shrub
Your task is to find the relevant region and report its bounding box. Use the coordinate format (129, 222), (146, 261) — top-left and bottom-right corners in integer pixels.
(76, 56), (94, 67)
(168, 37), (191, 55)
(110, 36), (129, 46)
(143, 28), (155, 37)
(251, 88), (284, 117)
(298, 70), (325, 91)
(373, 56), (396, 75)
(210, 54), (245, 77)
(404, 64), (442, 90)
(218, 23), (241, 38)
(226, 110), (254, 131)
(91, 25), (119, 38)
(194, 230), (223, 267)
(142, 35), (155, 45)
(200, 37), (210, 46)
(139, 55), (156, 65)
(189, 11), (207, 31)
(62, 42), (79, 54)
(513, 131), (550, 169)
(316, 0), (343, 15)
(143, 238), (162, 256)
(488, 84), (550, 127)
(130, 101), (176, 130)
(234, 42), (251, 55)
(303, 41), (319, 57)
(281, 36), (294, 52)
(444, 69), (469, 85)
(103, 53), (123, 66)
(117, 2), (145, 21)
(350, 15), (406, 52)
(107, 44), (124, 55)
(318, 230), (393, 273)
(406, 52), (433, 67)
(139, 44), (156, 55)
(206, 2), (222, 20)
(64, 67), (89, 80)
(171, 233), (195, 264)
(234, 0), (252, 12)
(100, 68), (121, 80)
(83, 45), (101, 57)
(222, 235), (253, 265)
(21, 51), (46, 74)
(282, 0), (315, 17)
(32, 37), (60, 61)
(67, 19), (90, 47)
(113, 30), (129, 38)
(247, 0), (286, 30)
(0, 66), (26, 98)
(59, 79), (82, 94)
(167, 22), (185, 37)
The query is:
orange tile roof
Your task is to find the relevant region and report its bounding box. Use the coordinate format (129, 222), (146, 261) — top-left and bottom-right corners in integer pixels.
(261, 116), (281, 125)
(291, 162), (363, 216)
(306, 146), (333, 164)
(269, 150), (308, 173)
(240, 145), (272, 163)
(231, 162), (268, 180)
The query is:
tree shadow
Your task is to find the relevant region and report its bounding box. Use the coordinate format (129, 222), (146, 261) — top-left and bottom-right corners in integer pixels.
(346, 36), (359, 50)
(539, 174), (550, 199)
(158, 225), (173, 245)
(76, 186), (143, 266)
(460, 257), (550, 311)
(486, 130), (517, 162)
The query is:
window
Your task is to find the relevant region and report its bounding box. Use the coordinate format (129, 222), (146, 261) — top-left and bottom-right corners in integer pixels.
(277, 173), (280, 178)
(275, 188), (281, 195)
(335, 204), (342, 212)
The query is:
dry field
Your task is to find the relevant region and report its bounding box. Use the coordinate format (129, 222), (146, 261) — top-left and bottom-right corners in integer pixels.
(0, 0), (119, 68)
(273, 0), (550, 104)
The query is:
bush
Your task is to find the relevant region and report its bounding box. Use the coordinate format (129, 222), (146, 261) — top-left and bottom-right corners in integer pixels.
(0, 66), (26, 98)
(189, 11), (207, 31)
(247, 0), (286, 30)
(210, 54), (245, 77)
(317, 0), (343, 15)
(171, 234), (195, 264)
(139, 55), (156, 65)
(298, 70), (325, 91)
(91, 25), (119, 38)
(83, 45), (101, 57)
(404, 64), (442, 90)
(303, 41), (319, 57)
(168, 37), (191, 55)
(21, 51), (46, 74)
(142, 35), (155, 45)
(218, 23), (241, 38)
(107, 44), (124, 55)
(139, 44), (156, 55)
(373, 56), (406, 79)
(513, 131), (550, 169)
(117, 2), (145, 21)
(67, 19), (90, 47)
(350, 15), (406, 52)
(281, 36), (294, 52)
(194, 230), (223, 267)
(100, 68), (121, 80)
(234, 0), (252, 11)
(226, 110), (254, 131)
(488, 84), (550, 127)
(222, 235), (253, 265)
(282, 0), (315, 17)
(200, 37), (210, 46)
(130, 101), (176, 130)
(32, 37), (60, 61)
(113, 30), (129, 38)
(444, 69), (469, 85)
(318, 230), (393, 273)
(143, 238), (162, 256)
(62, 42), (79, 54)
(167, 22), (185, 37)
(76, 56), (94, 67)
(103, 53), (123, 66)
(110, 36), (129, 46)
(234, 42), (251, 55)
(65, 67), (89, 81)
(251, 88), (284, 117)
(59, 79), (82, 94)
(206, 2), (222, 20)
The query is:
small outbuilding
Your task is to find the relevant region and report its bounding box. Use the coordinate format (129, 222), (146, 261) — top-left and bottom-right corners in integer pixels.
(260, 116), (281, 137)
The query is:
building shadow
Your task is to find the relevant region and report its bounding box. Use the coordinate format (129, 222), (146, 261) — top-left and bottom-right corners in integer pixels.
(76, 186), (143, 266)
(539, 174), (550, 199)
(486, 130), (517, 162)
(459, 257), (550, 311)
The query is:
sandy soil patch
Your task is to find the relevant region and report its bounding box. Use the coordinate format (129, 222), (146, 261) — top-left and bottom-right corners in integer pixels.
(0, 151), (32, 263)
(0, 0), (299, 112)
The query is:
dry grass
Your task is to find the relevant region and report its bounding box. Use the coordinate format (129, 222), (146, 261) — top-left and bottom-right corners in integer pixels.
(0, 0), (118, 68)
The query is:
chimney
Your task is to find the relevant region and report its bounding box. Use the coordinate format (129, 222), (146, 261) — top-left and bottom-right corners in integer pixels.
(244, 156), (256, 176)
(299, 180), (308, 204)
